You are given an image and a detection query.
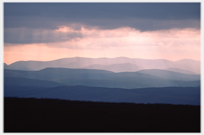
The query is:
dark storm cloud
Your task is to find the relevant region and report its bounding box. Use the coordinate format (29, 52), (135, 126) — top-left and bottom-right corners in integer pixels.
(4, 3), (200, 45)
(4, 27), (83, 44)
(4, 3), (200, 30)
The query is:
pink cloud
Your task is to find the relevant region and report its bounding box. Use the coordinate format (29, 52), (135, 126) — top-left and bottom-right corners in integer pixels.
(51, 26), (200, 49)
(4, 26), (200, 64)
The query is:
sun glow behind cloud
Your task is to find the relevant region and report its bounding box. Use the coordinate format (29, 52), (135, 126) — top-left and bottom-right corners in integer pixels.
(4, 25), (200, 64)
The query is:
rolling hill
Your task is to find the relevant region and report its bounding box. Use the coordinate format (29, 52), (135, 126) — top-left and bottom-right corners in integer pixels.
(4, 85), (200, 105)
(4, 57), (200, 74)
(137, 69), (200, 81)
(4, 68), (200, 89)
(4, 77), (64, 87)
(164, 68), (196, 74)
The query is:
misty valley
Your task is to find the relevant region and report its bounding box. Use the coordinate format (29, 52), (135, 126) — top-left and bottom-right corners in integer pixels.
(4, 57), (200, 132)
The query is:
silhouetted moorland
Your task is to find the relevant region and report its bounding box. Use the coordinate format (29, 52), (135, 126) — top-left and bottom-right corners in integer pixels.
(4, 97), (200, 132)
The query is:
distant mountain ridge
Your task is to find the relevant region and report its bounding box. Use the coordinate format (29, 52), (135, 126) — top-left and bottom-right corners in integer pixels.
(4, 57), (200, 74)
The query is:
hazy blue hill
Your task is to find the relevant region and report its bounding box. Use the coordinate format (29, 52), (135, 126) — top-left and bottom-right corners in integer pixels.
(4, 77), (64, 87)
(165, 68), (196, 74)
(4, 85), (49, 98)
(85, 63), (143, 72)
(4, 85), (200, 105)
(137, 69), (200, 81)
(173, 80), (200, 87)
(4, 68), (200, 89)
(173, 59), (200, 74)
(5, 57), (114, 71)
(133, 58), (174, 69)
(102, 63), (142, 72)
(4, 68), (114, 80)
(5, 61), (47, 71)
(4, 57), (200, 74)
(4, 69), (30, 78)
(132, 58), (200, 74)
(29, 74), (200, 89)
(36, 68), (116, 82)
(52, 77), (154, 88)
(4, 63), (8, 68)
(38, 67), (114, 78)
(4, 68), (156, 89)
(84, 63), (143, 72)
(84, 64), (105, 69)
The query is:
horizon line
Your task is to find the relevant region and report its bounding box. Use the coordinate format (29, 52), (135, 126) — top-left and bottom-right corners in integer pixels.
(4, 56), (200, 65)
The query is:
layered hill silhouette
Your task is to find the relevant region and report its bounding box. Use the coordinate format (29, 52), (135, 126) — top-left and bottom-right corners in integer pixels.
(4, 57), (200, 74)
(4, 85), (200, 105)
(4, 67), (200, 105)
(4, 68), (200, 89)
(4, 77), (63, 87)
(4, 57), (200, 106)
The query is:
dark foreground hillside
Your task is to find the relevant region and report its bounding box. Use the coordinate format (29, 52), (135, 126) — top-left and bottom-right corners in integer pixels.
(4, 97), (200, 132)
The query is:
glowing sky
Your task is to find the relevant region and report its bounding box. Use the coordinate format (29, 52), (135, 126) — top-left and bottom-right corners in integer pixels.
(4, 3), (200, 64)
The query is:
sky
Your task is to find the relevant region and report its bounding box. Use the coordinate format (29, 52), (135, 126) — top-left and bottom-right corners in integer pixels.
(4, 3), (201, 64)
